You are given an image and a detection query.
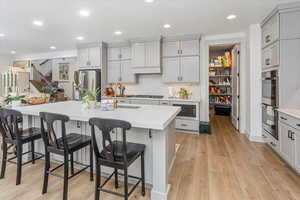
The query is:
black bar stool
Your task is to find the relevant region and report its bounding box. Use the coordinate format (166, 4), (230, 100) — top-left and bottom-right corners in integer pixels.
(89, 118), (146, 200)
(39, 112), (93, 200)
(0, 108), (44, 185)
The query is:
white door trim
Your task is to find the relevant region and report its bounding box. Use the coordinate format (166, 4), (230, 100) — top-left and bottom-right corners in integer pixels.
(201, 35), (247, 134)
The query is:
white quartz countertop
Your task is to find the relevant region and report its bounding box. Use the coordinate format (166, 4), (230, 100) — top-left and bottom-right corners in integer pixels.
(277, 108), (300, 119)
(14, 101), (181, 130)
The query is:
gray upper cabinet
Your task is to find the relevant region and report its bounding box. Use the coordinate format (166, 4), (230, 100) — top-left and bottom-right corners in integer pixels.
(180, 40), (200, 56)
(162, 57), (180, 83)
(180, 56), (199, 82)
(163, 41), (179, 57)
(280, 10), (300, 40)
(262, 41), (279, 70)
(162, 56), (199, 83)
(162, 38), (200, 83)
(261, 13), (279, 48)
(120, 60), (135, 83)
(131, 39), (161, 74)
(77, 43), (103, 68)
(279, 39), (300, 107)
(108, 47), (121, 61)
(107, 61), (120, 83)
(162, 39), (199, 57)
(107, 44), (135, 83)
(108, 46), (131, 61)
(120, 47), (131, 60)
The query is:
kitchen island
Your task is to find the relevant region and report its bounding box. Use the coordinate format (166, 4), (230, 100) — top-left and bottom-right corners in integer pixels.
(14, 101), (180, 200)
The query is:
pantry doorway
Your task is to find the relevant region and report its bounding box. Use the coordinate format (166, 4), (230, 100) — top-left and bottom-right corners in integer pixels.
(208, 43), (240, 130)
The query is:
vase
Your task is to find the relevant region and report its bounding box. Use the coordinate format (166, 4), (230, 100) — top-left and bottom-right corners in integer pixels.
(89, 101), (97, 109)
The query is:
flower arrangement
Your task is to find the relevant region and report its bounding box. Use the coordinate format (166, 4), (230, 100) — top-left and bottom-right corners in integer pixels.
(82, 88), (101, 109)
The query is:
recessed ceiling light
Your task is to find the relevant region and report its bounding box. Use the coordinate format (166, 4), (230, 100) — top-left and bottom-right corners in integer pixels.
(33, 20), (44, 26)
(0, 33), (5, 37)
(226, 14), (237, 20)
(163, 24), (171, 29)
(11, 50), (16, 54)
(145, 0), (154, 3)
(76, 36), (84, 41)
(50, 46), (56, 50)
(114, 31), (122, 35)
(79, 9), (90, 17)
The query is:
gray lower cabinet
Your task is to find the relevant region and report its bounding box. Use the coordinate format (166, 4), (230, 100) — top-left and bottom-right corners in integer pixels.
(175, 119), (199, 132)
(279, 121), (295, 165)
(278, 111), (300, 173)
(295, 132), (300, 172)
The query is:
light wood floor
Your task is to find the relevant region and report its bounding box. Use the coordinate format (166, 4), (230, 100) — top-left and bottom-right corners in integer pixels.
(1, 116), (300, 200)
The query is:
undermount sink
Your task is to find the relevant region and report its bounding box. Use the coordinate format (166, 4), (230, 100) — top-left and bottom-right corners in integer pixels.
(118, 105), (140, 109)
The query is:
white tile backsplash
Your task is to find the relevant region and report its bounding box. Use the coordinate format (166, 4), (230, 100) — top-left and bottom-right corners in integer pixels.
(123, 74), (200, 99)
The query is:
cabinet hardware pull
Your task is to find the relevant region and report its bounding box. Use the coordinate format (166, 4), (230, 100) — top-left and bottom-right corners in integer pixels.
(297, 124), (300, 127)
(177, 50), (180, 55)
(265, 58), (271, 66)
(280, 116), (287, 120)
(181, 124), (188, 127)
(265, 35), (271, 43)
(291, 132), (295, 141)
(288, 130), (291, 139)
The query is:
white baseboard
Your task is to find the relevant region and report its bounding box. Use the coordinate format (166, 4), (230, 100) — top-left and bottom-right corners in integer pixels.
(151, 184), (171, 200)
(168, 155), (176, 175)
(247, 134), (265, 143)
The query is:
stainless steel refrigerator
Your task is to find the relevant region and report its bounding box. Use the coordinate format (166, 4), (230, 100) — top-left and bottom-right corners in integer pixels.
(76, 69), (101, 101)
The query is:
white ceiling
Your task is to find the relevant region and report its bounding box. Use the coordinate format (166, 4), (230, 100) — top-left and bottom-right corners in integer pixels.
(0, 0), (297, 56)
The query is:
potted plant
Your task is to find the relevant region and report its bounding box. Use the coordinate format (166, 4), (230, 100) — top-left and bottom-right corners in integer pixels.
(81, 88), (100, 109)
(4, 94), (26, 107)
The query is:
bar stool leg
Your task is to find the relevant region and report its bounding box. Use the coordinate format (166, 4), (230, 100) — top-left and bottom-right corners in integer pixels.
(124, 168), (128, 200)
(90, 144), (94, 181)
(63, 154), (69, 200)
(42, 152), (50, 194)
(114, 168), (119, 188)
(141, 152), (145, 196)
(0, 142), (8, 178)
(70, 153), (74, 175)
(95, 161), (101, 200)
(16, 143), (23, 185)
(31, 140), (35, 164)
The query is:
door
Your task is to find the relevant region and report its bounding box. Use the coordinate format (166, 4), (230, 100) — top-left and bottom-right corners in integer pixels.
(132, 43), (145, 67)
(107, 61), (120, 83)
(163, 41), (179, 57)
(180, 40), (199, 56)
(162, 57), (180, 83)
(108, 47), (121, 61)
(180, 56), (199, 83)
(120, 60), (135, 83)
(89, 47), (101, 67)
(231, 45), (240, 130)
(279, 122), (293, 164)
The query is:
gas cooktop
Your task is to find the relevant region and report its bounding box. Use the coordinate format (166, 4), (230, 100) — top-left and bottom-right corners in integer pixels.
(126, 95), (164, 99)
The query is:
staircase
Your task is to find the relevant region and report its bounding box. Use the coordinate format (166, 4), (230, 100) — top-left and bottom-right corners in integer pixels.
(30, 62), (67, 101)
(30, 80), (48, 93)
